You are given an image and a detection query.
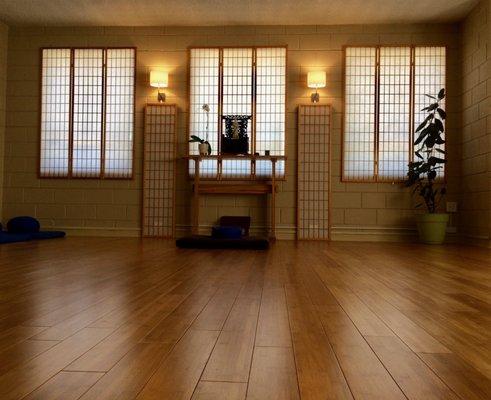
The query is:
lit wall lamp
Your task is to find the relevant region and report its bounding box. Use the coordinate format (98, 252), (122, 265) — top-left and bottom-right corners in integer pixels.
(307, 71), (326, 103)
(150, 70), (168, 103)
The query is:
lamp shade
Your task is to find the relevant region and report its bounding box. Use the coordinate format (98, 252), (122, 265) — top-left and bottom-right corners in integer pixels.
(150, 70), (168, 88)
(307, 71), (326, 89)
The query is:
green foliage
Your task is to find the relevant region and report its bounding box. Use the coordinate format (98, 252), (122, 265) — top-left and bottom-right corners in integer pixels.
(189, 135), (212, 154)
(405, 88), (446, 213)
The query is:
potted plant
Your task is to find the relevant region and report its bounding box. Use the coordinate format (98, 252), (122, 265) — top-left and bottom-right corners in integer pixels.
(189, 135), (211, 155)
(405, 88), (448, 244)
(189, 104), (212, 155)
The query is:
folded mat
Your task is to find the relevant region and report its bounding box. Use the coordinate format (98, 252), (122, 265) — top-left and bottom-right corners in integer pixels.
(29, 231), (66, 240)
(176, 235), (269, 250)
(0, 232), (32, 244)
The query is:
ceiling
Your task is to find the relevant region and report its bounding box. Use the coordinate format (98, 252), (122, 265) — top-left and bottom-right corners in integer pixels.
(0, 0), (478, 27)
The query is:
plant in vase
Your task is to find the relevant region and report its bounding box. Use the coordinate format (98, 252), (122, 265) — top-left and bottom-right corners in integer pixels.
(189, 104), (212, 155)
(405, 88), (448, 244)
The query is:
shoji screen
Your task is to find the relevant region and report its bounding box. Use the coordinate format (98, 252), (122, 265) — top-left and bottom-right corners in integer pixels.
(343, 46), (446, 182)
(142, 104), (177, 237)
(256, 47), (286, 178)
(40, 49), (71, 177)
(188, 47), (286, 179)
(414, 47), (446, 178)
(40, 47), (135, 178)
(72, 49), (104, 177)
(221, 48), (253, 178)
(378, 47), (411, 181)
(189, 48), (219, 179)
(343, 47), (376, 181)
(104, 48), (135, 178)
(297, 105), (330, 240)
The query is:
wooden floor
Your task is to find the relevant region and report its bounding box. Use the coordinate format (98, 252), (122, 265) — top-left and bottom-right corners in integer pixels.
(0, 238), (490, 399)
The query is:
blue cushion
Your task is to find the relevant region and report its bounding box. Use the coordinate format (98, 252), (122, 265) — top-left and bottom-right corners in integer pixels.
(30, 231), (66, 240)
(211, 225), (242, 239)
(0, 232), (32, 244)
(7, 216), (40, 233)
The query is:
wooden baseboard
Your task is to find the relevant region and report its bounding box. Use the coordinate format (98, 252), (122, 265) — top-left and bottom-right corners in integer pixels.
(52, 224), (464, 245)
(330, 225), (418, 242)
(458, 233), (491, 248)
(53, 226), (141, 237)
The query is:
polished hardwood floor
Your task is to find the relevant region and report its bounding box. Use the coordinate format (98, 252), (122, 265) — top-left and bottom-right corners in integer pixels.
(0, 237), (490, 399)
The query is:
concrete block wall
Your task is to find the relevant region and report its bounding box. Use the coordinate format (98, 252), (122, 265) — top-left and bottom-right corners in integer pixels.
(460, 0), (491, 243)
(2, 24), (461, 239)
(0, 22), (7, 219)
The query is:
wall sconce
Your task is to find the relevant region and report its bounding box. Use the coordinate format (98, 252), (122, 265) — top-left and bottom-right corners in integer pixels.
(307, 71), (326, 103)
(150, 70), (168, 103)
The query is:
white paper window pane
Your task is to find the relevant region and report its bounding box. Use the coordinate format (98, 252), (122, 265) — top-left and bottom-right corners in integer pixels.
(221, 159), (252, 179)
(72, 49), (103, 177)
(221, 48), (253, 177)
(256, 47), (286, 178)
(255, 159), (285, 179)
(414, 46), (446, 179)
(222, 48), (253, 116)
(104, 48), (135, 178)
(40, 49), (71, 177)
(189, 48), (219, 178)
(378, 47), (411, 181)
(343, 47), (376, 180)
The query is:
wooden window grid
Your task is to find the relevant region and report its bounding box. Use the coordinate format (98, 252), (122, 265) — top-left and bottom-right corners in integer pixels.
(188, 46), (287, 180)
(342, 45), (446, 182)
(39, 47), (136, 179)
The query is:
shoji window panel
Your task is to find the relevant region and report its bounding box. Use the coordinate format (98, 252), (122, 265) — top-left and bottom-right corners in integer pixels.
(105, 48), (135, 178)
(414, 47), (446, 179)
(39, 47), (135, 179)
(344, 47), (376, 180)
(378, 47), (411, 181)
(189, 48), (220, 179)
(221, 48), (253, 178)
(72, 49), (104, 178)
(343, 46), (446, 182)
(40, 49), (71, 177)
(256, 47), (286, 178)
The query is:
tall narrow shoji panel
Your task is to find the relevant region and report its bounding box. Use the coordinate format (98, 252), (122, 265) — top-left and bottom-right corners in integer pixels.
(297, 105), (331, 240)
(142, 104), (177, 237)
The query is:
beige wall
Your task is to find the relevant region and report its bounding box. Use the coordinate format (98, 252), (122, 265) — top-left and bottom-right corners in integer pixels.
(0, 22), (7, 219)
(2, 24), (460, 239)
(460, 0), (491, 243)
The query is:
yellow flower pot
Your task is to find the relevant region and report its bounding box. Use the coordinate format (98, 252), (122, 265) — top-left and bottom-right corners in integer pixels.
(416, 213), (449, 244)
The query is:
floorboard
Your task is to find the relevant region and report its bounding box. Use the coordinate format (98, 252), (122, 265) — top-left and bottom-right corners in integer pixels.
(0, 238), (489, 399)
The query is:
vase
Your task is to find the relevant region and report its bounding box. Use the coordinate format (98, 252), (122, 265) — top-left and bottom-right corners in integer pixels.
(416, 213), (449, 244)
(198, 143), (209, 156)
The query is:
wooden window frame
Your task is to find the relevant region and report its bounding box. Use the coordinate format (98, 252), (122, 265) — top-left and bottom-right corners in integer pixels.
(38, 47), (137, 180)
(187, 46), (288, 181)
(341, 45), (447, 183)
